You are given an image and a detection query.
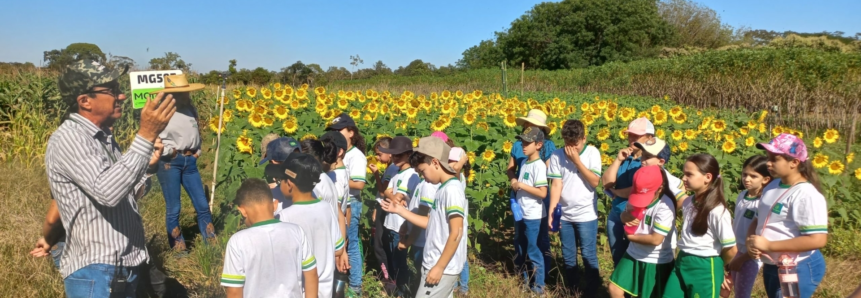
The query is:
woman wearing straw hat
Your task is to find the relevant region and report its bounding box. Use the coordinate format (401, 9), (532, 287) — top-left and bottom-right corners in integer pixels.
(505, 109), (557, 291)
(150, 74), (216, 251)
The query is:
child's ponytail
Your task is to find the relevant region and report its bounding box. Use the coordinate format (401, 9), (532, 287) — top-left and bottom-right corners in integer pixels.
(348, 126), (367, 154)
(797, 159), (823, 193)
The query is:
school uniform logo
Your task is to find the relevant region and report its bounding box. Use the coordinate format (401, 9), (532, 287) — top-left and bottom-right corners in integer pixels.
(744, 209), (755, 219)
(523, 172), (530, 180)
(771, 203), (784, 214)
(644, 215), (652, 225)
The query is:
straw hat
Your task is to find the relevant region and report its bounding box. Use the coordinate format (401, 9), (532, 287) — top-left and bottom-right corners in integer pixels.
(149, 74), (205, 94)
(515, 109), (550, 133)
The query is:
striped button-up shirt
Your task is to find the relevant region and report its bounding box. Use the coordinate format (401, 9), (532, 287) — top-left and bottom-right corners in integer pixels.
(45, 113), (153, 278)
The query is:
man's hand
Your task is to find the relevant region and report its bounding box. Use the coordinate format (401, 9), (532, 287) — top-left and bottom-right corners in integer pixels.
(149, 138), (164, 167)
(30, 237), (51, 258)
(564, 144), (582, 165)
(616, 147), (633, 162)
(425, 266), (444, 285)
(138, 92), (176, 142)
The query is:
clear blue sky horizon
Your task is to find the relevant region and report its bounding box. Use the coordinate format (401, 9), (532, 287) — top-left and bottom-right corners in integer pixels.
(1, 0), (859, 72)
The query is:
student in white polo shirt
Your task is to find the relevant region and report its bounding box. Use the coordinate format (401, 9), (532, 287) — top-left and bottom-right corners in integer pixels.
(608, 166), (677, 298)
(546, 119), (602, 296)
(379, 136), (421, 297)
(663, 154), (737, 298)
(512, 127), (550, 295)
(748, 134), (828, 298)
(401, 176), (438, 295)
(274, 153), (345, 298)
(380, 136), (467, 298)
(221, 178), (318, 298)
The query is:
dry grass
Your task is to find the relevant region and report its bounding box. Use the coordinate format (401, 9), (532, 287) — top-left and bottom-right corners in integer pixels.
(2, 162), (860, 297)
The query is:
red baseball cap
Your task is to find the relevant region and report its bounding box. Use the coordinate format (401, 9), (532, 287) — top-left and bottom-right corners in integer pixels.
(629, 165), (663, 208)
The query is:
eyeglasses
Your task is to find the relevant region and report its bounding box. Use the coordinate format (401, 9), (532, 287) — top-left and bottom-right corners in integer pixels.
(85, 88), (122, 99)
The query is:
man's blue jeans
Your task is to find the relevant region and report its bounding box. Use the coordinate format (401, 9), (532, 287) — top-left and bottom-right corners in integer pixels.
(559, 219), (600, 296)
(514, 218), (549, 291)
(763, 250), (826, 298)
(157, 154), (214, 249)
(347, 199), (364, 291)
(607, 197), (629, 267)
(51, 241), (65, 269)
(64, 263), (140, 298)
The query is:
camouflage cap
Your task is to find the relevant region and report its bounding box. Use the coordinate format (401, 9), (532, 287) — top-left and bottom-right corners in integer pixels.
(58, 59), (128, 103)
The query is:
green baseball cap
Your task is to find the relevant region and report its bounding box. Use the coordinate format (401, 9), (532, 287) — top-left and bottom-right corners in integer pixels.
(58, 59), (128, 103)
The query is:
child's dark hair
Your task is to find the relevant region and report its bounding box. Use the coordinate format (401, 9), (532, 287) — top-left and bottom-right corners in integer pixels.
(660, 170), (678, 208)
(740, 155), (772, 190)
(374, 136), (392, 151)
(409, 151), (435, 169)
(686, 153), (728, 236)
(301, 139), (338, 169)
(561, 119), (585, 144)
(234, 178), (274, 206)
(286, 153), (323, 193)
(347, 126), (367, 154)
(795, 157), (822, 193)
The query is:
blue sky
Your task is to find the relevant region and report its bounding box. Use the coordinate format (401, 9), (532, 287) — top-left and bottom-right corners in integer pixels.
(1, 0), (859, 72)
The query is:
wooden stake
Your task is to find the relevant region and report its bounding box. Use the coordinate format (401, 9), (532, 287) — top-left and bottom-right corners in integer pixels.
(521, 62), (525, 99)
(845, 111), (858, 175)
(209, 83), (226, 213)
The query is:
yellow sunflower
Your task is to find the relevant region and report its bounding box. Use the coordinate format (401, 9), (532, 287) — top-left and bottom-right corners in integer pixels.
(273, 105), (289, 120)
(600, 143), (609, 152)
(232, 89), (242, 99)
(284, 86), (294, 97)
(463, 112), (476, 125)
(273, 83), (282, 90)
(441, 90), (452, 100)
(823, 129), (839, 144)
(828, 160), (845, 175)
(261, 87), (272, 99)
(406, 107), (418, 119)
(747, 120), (757, 129)
(739, 127), (749, 136)
(295, 89), (308, 100)
(619, 107), (635, 122)
(597, 128), (610, 141)
(476, 122), (489, 131)
(772, 126), (784, 137)
(583, 114), (595, 126)
(758, 110), (768, 122)
(848, 152), (855, 163)
(656, 129), (665, 139)
(503, 114), (517, 128)
(601, 154), (613, 166)
(315, 86), (326, 95)
(671, 130), (683, 141)
(758, 123), (766, 133)
(547, 122), (558, 135)
(650, 105), (661, 115)
(618, 128), (627, 140)
(246, 87), (257, 98)
(249, 113), (265, 128)
(481, 149), (496, 162)
(337, 99), (349, 110)
(473, 90), (482, 99)
(281, 117), (298, 134)
(745, 137), (755, 147)
(431, 120), (446, 131)
(455, 90), (464, 99)
(274, 90), (287, 103)
(813, 137), (823, 148)
(503, 140), (513, 153)
(236, 134), (253, 154)
(301, 133), (317, 141)
(362, 114), (373, 122)
(603, 109), (617, 122)
(855, 168), (861, 180)
(679, 142), (689, 152)
(263, 116), (274, 127)
(466, 152), (476, 164)
(672, 113), (687, 124)
(350, 109), (362, 120)
(669, 106), (682, 117)
(812, 154), (829, 169)
(580, 102), (590, 112)
(637, 111), (650, 120)
(208, 117), (223, 133)
(712, 120), (727, 132)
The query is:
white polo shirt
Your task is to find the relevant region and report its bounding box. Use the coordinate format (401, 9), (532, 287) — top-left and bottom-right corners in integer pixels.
(327, 167), (351, 213)
(384, 167), (421, 231)
(276, 200), (345, 298)
(343, 146), (367, 200)
(221, 220), (316, 297)
(733, 190), (760, 253)
(626, 195), (677, 264)
(754, 179), (827, 265)
(313, 173), (340, 214)
(516, 158), (549, 220)
(407, 179), (438, 248)
(677, 195), (736, 257)
(423, 178), (468, 275)
(547, 145), (602, 222)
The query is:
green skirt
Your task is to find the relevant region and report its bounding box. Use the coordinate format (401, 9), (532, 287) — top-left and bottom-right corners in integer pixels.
(610, 253), (674, 297)
(662, 250), (725, 298)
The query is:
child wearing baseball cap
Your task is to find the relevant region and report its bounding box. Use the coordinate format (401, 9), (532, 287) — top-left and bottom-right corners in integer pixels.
(512, 126), (550, 295)
(380, 136), (467, 298)
(747, 133), (827, 298)
(608, 166), (678, 298)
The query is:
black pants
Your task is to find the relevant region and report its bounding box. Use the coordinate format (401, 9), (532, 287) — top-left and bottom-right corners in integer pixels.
(373, 204), (389, 279)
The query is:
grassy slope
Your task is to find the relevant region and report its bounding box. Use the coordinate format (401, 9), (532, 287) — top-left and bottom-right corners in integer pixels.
(2, 163), (860, 298)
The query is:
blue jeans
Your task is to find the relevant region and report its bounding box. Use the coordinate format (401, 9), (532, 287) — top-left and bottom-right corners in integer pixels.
(347, 199), (364, 290)
(410, 246), (425, 296)
(763, 250), (825, 298)
(51, 241), (65, 269)
(514, 218), (549, 291)
(458, 259), (469, 293)
(64, 263), (140, 298)
(384, 229), (409, 297)
(156, 154), (214, 248)
(607, 197), (629, 267)
(559, 219), (600, 296)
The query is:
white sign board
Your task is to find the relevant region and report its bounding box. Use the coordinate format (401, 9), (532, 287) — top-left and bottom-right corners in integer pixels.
(129, 70), (183, 109)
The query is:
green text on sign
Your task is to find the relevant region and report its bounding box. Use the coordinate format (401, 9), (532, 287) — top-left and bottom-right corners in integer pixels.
(132, 88), (164, 109)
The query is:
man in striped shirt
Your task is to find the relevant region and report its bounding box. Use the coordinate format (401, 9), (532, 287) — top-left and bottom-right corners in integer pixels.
(42, 60), (176, 298)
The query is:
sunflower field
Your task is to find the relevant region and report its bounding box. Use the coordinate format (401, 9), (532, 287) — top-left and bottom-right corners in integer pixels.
(207, 83), (861, 246)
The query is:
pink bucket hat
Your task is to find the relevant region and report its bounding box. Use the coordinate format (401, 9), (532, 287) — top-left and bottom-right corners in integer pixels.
(430, 131), (449, 143)
(626, 117), (656, 136)
(757, 133), (809, 162)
